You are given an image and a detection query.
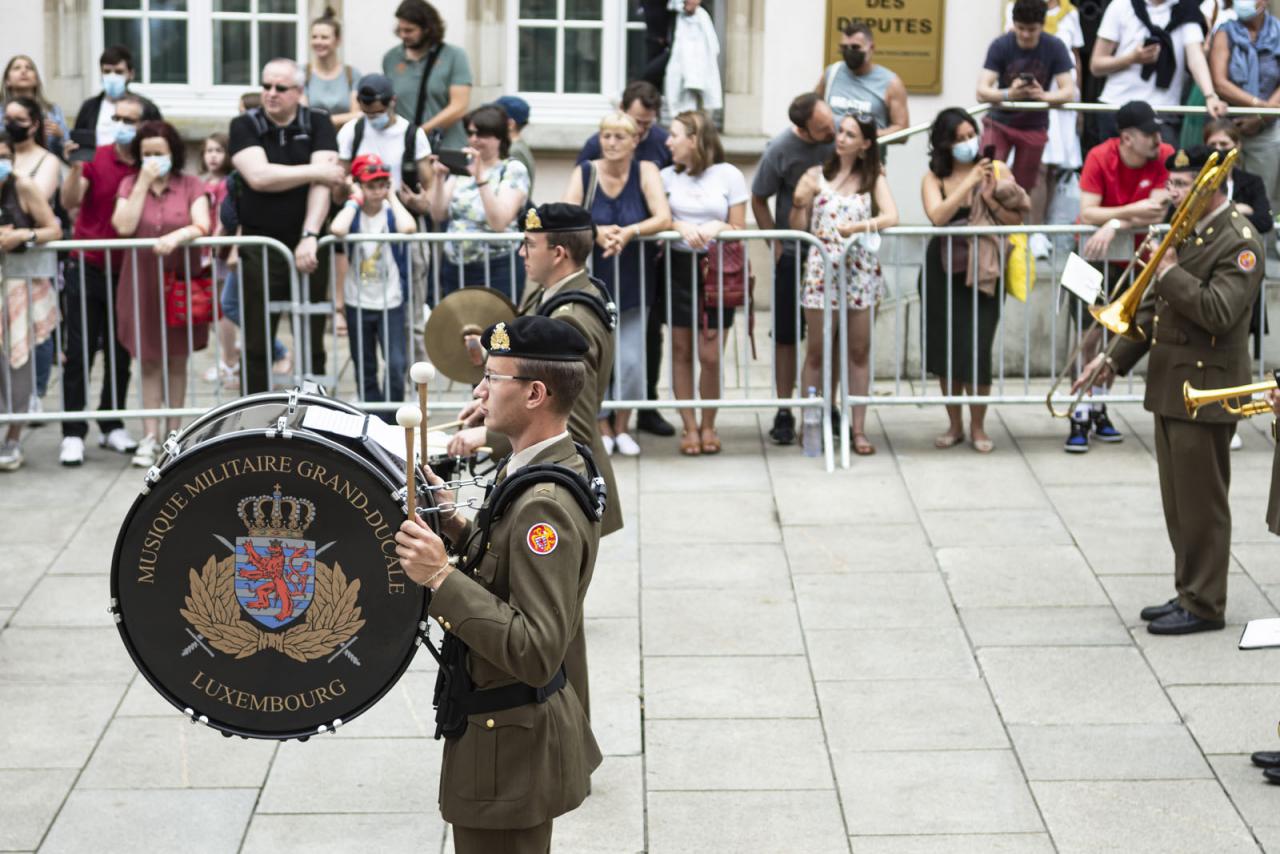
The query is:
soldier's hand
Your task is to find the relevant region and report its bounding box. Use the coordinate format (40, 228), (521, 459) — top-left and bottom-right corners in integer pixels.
(1070, 354), (1113, 395)
(1265, 388), (1280, 418)
(447, 426), (486, 457)
(395, 518), (452, 589)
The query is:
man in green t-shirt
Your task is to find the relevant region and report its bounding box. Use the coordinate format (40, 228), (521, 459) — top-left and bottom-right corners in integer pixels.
(382, 0), (473, 150)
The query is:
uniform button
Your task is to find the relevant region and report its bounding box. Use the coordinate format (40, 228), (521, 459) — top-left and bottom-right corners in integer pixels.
(486, 718), (495, 729)
(444, 621), (452, 630)
(436, 615), (444, 625)
(1196, 360), (1204, 368)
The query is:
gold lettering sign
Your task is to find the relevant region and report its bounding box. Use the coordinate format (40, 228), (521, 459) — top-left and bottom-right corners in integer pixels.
(825, 0), (946, 95)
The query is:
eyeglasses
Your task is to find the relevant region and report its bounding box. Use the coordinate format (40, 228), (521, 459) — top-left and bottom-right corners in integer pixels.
(261, 83), (295, 93)
(111, 115), (139, 125)
(482, 371), (539, 385)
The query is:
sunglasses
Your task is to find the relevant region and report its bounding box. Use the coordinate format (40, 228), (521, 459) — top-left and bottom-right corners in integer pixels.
(261, 83), (295, 93)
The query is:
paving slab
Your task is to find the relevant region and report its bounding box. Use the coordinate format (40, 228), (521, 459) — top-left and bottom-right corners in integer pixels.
(638, 451), (773, 492)
(1008, 723), (1212, 781)
(644, 655), (818, 719)
(9, 575), (112, 628)
(808, 625), (978, 682)
(585, 616), (641, 756)
(783, 523), (938, 574)
(0, 768), (78, 851)
(774, 473), (918, 526)
(920, 508), (1073, 548)
(40, 788), (259, 854)
(819, 679), (1007, 753)
(1099, 572), (1278, 628)
(645, 717), (833, 791)
(0, 683), (124, 769)
(793, 571), (958, 629)
(116, 674), (185, 718)
(849, 834), (1055, 854)
(1167, 685), (1280, 754)
(838, 750), (1043, 836)
(1233, 542), (1280, 586)
(1207, 754), (1280, 835)
(1031, 780), (1259, 854)
(938, 545), (1109, 608)
(960, 606), (1131, 647)
(643, 588), (803, 656)
(242, 813), (446, 854)
(0, 626), (137, 684)
(259, 737), (441, 813)
(78, 715), (277, 789)
(640, 491), (780, 544)
(585, 559), (639, 618)
(647, 790), (849, 854)
(554, 756), (645, 854)
(1136, 630), (1280, 685)
(641, 542), (790, 589)
(979, 647), (1178, 725)
(331, 671), (436, 739)
(0, 544), (55, 608)
(897, 456), (1050, 512)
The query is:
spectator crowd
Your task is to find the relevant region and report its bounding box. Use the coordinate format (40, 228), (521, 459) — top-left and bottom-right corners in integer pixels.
(1, 0), (1278, 471)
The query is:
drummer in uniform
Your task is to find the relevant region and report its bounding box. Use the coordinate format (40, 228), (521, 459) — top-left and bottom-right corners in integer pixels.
(396, 314), (603, 852)
(1075, 145), (1263, 635)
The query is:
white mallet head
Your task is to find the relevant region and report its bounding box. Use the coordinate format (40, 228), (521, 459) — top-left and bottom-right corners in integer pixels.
(409, 361), (437, 384)
(395, 404), (423, 428)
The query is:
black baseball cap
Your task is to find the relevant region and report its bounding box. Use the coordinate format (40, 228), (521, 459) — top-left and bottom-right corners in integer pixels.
(1116, 101), (1162, 134)
(356, 73), (394, 105)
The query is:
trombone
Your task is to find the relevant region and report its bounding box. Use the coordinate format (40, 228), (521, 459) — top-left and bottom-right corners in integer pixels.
(1183, 373), (1279, 419)
(1046, 149), (1239, 417)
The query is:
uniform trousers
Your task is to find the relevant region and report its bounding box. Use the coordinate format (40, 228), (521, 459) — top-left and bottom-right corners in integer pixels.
(1153, 414), (1234, 621)
(453, 819), (552, 854)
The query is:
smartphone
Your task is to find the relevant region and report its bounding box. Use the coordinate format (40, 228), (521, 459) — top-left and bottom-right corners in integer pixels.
(1143, 36), (1160, 47)
(435, 149), (472, 177)
(1017, 73), (1034, 84)
(983, 145), (997, 162)
(68, 128), (96, 163)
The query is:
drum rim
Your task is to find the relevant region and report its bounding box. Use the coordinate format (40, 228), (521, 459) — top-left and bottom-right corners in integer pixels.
(110, 424), (431, 741)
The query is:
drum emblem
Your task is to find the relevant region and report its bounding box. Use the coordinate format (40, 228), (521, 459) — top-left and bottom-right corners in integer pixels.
(235, 484), (317, 630)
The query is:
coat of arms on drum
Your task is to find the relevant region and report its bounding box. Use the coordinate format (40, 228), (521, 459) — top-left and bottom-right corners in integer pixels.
(235, 484), (317, 630)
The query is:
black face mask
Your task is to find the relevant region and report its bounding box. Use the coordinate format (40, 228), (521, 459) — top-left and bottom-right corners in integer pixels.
(842, 46), (866, 71)
(4, 121), (30, 143)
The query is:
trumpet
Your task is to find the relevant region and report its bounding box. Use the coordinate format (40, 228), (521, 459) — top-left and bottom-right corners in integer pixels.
(1046, 149), (1239, 418)
(1183, 374), (1279, 419)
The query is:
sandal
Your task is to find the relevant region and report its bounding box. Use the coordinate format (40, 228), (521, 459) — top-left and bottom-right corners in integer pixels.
(852, 433), (876, 456)
(700, 429), (721, 455)
(934, 432), (964, 449)
(971, 436), (995, 454)
(680, 430), (702, 456)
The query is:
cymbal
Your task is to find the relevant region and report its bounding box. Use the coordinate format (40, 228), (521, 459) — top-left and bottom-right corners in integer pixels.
(425, 287), (517, 384)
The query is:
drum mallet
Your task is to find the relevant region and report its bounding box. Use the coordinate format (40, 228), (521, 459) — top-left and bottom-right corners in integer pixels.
(395, 404), (422, 522)
(410, 361), (437, 465)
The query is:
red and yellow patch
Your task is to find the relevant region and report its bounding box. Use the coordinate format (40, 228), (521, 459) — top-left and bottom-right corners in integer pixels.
(526, 523), (558, 555)
(1237, 249), (1258, 272)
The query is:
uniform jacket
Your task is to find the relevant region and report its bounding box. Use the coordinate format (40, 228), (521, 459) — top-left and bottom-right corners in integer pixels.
(427, 434), (602, 829)
(1110, 202), (1263, 423)
(487, 267), (623, 537)
(1268, 430), (1280, 535)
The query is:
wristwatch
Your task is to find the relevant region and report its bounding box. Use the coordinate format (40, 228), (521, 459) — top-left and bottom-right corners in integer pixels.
(302, 229), (320, 240)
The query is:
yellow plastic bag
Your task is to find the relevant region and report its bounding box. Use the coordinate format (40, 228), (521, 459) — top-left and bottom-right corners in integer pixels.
(1005, 233), (1036, 302)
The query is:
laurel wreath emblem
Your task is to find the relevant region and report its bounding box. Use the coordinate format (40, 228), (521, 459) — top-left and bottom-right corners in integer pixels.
(179, 555), (365, 662)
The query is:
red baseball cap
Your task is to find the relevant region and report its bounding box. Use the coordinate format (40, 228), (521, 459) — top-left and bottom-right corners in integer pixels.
(351, 154), (391, 183)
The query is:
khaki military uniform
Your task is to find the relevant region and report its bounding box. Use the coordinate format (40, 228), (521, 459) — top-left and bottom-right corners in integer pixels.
(1268, 422), (1280, 535)
(428, 435), (602, 852)
(1111, 203), (1263, 621)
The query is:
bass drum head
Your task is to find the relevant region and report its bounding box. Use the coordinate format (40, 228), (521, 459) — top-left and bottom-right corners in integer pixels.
(111, 430), (426, 740)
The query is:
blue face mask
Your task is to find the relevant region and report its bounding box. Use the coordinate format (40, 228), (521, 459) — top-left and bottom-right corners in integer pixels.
(1234, 0), (1260, 21)
(368, 112), (391, 130)
(113, 121), (136, 146)
(952, 137), (980, 164)
(143, 155), (172, 177)
(0, 159), (12, 183)
(102, 72), (127, 100)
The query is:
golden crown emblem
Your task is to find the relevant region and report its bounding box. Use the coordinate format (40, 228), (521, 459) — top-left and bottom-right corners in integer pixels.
(525, 207), (542, 230)
(1174, 149), (1190, 168)
(489, 321), (511, 352)
(237, 483), (316, 538)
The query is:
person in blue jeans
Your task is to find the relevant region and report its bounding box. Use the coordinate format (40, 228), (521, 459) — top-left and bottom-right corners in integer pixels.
(329, 153), (416, 412)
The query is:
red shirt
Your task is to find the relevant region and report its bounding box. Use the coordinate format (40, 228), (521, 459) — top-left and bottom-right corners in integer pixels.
(1081, 138), (1174, 208)
(72, 144), (138, 270)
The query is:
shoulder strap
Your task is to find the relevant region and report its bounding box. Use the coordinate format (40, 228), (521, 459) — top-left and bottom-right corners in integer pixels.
(345, 64), (353, 89)
(539, 277), (617, 331)
(352, 117), (365, 155)
(824, 63), (840, 99)
(247, 106), (270, 137)
(304, 63), (312, 86)
(585, 161), (599, 210)
(412, 45), (445, 128)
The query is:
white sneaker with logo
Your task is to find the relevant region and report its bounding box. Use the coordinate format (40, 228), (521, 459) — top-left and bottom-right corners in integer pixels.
(613, 432), (641, 456)
(101, 428), (139, 454)
(0, 440), (23, 471)
(59, 436), (85, 466)
(131, 434), (158, 468)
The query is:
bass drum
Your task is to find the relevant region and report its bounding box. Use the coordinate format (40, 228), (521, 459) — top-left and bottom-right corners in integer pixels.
(110, 391), (435, 740)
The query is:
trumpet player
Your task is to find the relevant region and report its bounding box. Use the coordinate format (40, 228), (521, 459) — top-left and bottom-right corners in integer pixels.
(1074, 145), (1264, 635)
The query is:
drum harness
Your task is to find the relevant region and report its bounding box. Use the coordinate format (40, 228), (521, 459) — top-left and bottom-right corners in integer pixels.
(416, 442), (607, 739)
(537, 276), (618, 332)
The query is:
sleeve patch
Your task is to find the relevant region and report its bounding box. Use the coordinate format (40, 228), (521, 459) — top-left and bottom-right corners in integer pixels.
(1237, 249), (1258, 272)
(526, 523), (559, 555)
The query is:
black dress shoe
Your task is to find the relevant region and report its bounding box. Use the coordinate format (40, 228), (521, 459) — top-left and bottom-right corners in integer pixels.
(769, 408), (796, 445)
(1139, 598), (1180, 622)
(1147, 606), (1226, 635)
(1265, 767), (1280, 785)
(636, 410), (675, 437)
(1251, 751), (1280, 769)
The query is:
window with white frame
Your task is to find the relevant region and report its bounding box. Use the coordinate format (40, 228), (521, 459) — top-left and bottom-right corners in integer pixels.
(97, 0), (305, 114)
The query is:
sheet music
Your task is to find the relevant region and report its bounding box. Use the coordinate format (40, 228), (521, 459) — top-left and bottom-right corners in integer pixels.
(364, 415), (412, 462)
(1060, 252), (1103, 305)
(301, 407), (366, 439)
(1239, 617), (1280, 650)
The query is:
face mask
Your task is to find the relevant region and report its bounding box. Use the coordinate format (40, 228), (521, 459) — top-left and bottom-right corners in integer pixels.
(113, 121), (136, 146)
(143, 154), (172, 177)
(102, 72), (127, 100)
(4, 121), (29, 143)
(1234, 0), (1260, 21)
(368, 112), (391, 130)
(952, 137), (980, 164)
(842, 46), (866, 71)
(0, 160), (12, 183)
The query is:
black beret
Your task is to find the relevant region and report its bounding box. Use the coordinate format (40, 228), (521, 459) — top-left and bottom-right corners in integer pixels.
(483, 315), (588, 362)
(523, 202), (594, 233)
(1165, 145), (1216, 174)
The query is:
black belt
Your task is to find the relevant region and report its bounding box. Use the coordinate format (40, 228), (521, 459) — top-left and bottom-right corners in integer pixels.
(457, 666), (567, 717)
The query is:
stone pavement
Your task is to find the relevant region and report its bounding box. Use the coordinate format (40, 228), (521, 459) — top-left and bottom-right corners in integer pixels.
(2, 400), (1280, 853)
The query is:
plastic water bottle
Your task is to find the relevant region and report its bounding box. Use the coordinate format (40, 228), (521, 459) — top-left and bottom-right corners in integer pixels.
(802, 387), (822, 457)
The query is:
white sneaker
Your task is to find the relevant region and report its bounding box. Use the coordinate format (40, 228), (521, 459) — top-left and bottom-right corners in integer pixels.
(59, 436), (85, 466)
(1231, 432), (1243, 451)
(131, 434), (158, 468)
(602, 434), (615, 456)
(613, 432), (641, 456)
(26, 395), (44, 429)
(203, 364), (219, 382)
(101, 428), (139, 454)
(0, 440), (23, 471)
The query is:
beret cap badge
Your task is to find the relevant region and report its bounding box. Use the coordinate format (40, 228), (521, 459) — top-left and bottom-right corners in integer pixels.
(525, 208), (543, 231)
(489, 322), (511, 352)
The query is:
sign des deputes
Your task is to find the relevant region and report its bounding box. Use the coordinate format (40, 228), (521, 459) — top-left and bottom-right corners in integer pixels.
(825, 0), (946, 95)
